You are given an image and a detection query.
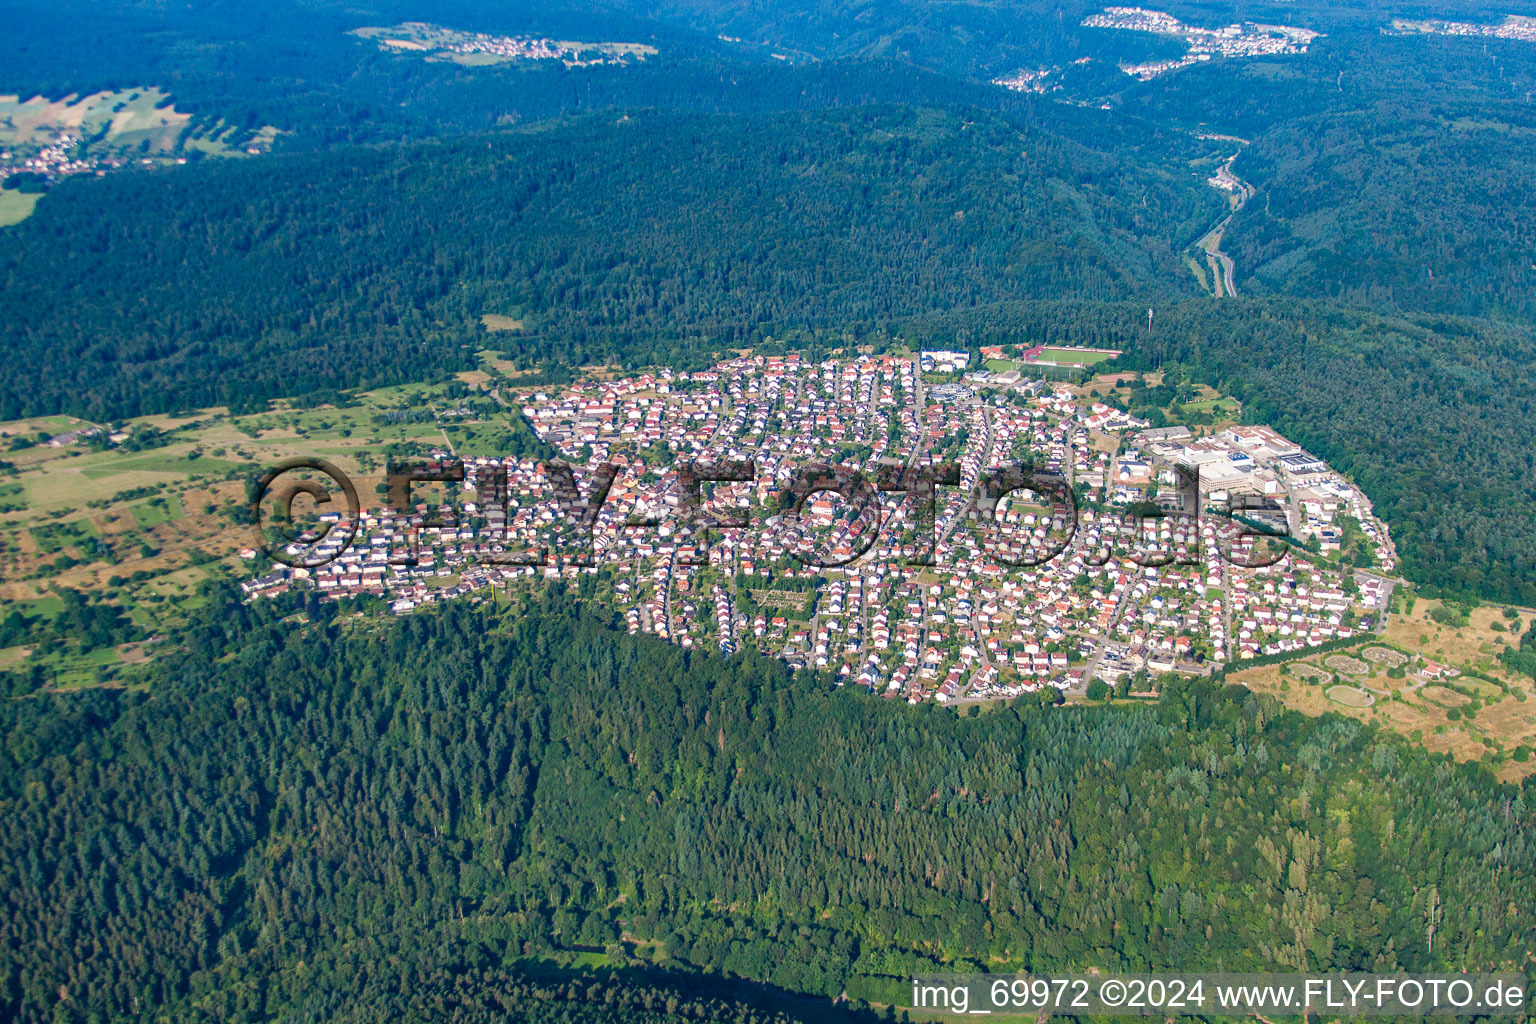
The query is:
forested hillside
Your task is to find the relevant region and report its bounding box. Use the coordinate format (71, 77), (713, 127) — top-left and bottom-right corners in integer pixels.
(0, 106), (1214, 419)
(1225, 109), (1536, 319)
(1111, 28), (1536, 322)
(10, 0), (1536, 331)
(1, 0), (718, 147)
(1, 590), (1532, 1023)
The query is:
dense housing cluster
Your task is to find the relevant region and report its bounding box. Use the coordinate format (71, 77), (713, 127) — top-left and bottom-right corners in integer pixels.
(246, 355), (1394, 704)
(1083, 7), (1320, 80)
(1389, 15), (1536, 44)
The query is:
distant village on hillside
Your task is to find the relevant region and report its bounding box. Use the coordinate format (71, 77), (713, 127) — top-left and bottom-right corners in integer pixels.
(351, 22), (657, 68)
(1082, 7), (1320, 80)
(1389, 14), (1536, 45)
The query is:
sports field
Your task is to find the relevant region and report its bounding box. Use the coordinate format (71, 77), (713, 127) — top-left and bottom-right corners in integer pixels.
(1326, 684), (1373, 708)
(1036, 347), (1117, 365)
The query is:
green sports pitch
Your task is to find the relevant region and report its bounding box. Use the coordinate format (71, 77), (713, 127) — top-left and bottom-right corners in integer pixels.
(1035, 347), (1116, 365)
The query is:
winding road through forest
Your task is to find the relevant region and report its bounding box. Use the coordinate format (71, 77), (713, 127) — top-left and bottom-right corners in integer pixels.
(1194, 151), (1255, 298)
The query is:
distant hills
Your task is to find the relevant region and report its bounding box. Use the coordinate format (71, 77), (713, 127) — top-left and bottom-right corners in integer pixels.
(0, 105), (1217, 419)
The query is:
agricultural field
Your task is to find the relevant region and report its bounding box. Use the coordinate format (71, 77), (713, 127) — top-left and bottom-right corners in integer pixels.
(0, 188), (41, 226)
(0, 88), (277, 226)
(351, 23), (656, 68)
(0, 88), (189, 152)
(0, 369), (540, 688)
(1, 88), (275, 160)
(130, 495), (182, 529)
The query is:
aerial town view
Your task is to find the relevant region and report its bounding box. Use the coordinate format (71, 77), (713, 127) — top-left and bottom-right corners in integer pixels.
(3, 1), (1536, 1020)
(246, 350), (1399, 708)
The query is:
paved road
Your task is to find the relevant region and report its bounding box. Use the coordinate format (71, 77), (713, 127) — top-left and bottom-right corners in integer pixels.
(430, 403), (459, 457)
(934, 403), (992, 558)
(1354, 569), (1396, 633)
(1194, 153), (1253, 298)
(662, 548), (677, 636)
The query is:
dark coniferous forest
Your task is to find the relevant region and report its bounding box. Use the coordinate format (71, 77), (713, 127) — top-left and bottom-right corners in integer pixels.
(1, 590), (1532, 1022)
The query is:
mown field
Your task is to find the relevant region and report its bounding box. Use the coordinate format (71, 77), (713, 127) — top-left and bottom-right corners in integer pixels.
(0, 189), (41, 227)
(1037, 347), (1115, 365)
